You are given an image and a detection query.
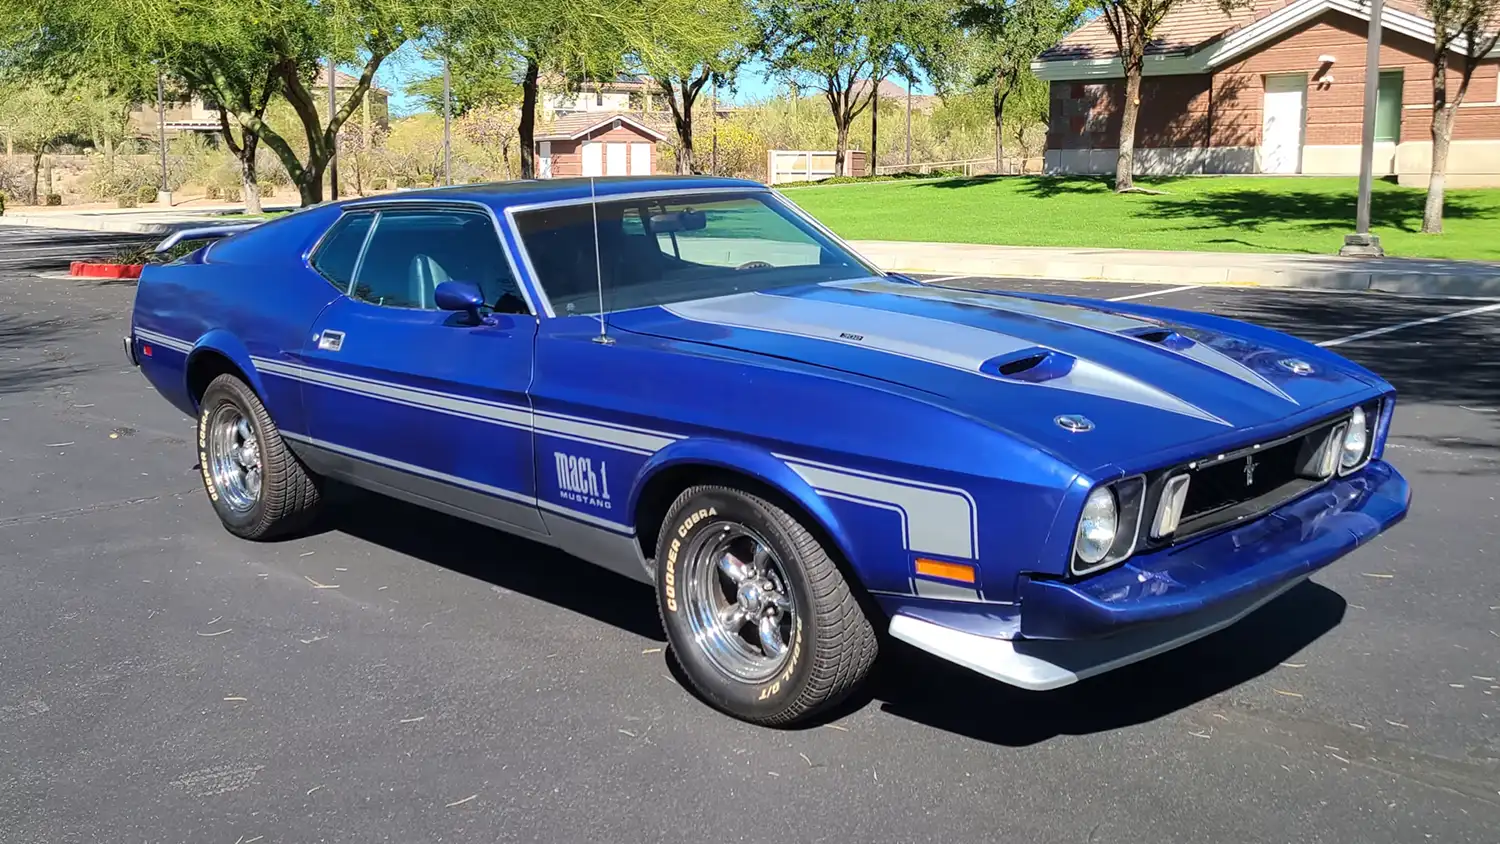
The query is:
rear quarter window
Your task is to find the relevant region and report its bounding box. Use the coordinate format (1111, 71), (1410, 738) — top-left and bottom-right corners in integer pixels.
(310, 212), (375, 291)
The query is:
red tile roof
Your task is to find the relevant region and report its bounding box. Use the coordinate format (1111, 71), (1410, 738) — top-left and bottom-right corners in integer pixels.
(1039, 0), (1429, 61)
(535, 112), (670, 142)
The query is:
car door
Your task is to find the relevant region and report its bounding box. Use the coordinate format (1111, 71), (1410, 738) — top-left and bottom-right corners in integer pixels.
(299, 205), (545, 534)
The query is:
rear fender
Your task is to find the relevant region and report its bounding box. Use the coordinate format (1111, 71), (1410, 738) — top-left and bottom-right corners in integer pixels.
(185, 330), (268, 409)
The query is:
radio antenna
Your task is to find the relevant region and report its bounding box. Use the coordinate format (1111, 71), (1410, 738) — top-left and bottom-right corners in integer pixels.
(589, 176), (613, 345)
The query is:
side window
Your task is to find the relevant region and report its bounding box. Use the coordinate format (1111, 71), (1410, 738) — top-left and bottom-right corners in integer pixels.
(310, 212), (374, 291)
(350, 209), (529, 313)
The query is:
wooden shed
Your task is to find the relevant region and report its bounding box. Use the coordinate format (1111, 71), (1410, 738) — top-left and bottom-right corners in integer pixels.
(535, 113), (668, 178)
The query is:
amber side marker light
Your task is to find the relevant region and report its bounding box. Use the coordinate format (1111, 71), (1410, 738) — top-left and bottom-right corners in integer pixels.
(914, 558), (976, 584)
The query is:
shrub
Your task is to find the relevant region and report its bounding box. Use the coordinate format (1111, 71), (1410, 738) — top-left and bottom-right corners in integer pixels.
(222, 185), (242, 202)
(137, 184), (159, 204)
(204, 185), (222, 199)
(394, 176), (414, 188)
(257, 182), (276, 198)
(0, 192), (5, 216)
(116, 194), (138, 208)
(83, 155), (157, 202)
(370, 177), (388, 190)
(44, 193), (62, 206)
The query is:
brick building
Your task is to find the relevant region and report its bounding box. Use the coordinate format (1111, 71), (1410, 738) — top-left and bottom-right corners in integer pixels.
(534, 113), (668, 178)
(1033, 0), (1500, 185)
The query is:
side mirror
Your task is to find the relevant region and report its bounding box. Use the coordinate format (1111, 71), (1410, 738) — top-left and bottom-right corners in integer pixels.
(434, 280), (487, 324)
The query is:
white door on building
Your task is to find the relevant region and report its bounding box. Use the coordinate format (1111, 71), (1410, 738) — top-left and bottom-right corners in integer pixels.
(605, 142), (628, 175)
(1260, 74), (1307, 174)
(582, 141), (604, 177)
(629, 142), (651, 175)
(538, 141), (553, 178)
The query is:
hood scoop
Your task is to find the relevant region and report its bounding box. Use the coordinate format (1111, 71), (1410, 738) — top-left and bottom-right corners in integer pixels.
(984, 347), (1077, 383)
(1122, 326), (1196, 351)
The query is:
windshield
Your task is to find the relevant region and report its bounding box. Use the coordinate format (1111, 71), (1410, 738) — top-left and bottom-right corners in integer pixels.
(511, 191), (876, 316)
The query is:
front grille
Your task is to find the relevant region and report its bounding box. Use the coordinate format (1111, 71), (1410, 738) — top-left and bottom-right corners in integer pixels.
(1139, 410), (1362, 547)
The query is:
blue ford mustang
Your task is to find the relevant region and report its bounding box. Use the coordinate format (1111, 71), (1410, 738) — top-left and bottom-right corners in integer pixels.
(127, 176), (1409, 725)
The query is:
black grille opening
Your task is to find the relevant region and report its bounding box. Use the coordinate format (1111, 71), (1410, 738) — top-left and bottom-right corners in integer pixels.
(1145, 414), (1354, 544)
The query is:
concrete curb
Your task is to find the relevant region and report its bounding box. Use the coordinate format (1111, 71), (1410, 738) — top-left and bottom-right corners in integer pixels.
(2, 213), (201, 235)
(850, 240), (1500, 298)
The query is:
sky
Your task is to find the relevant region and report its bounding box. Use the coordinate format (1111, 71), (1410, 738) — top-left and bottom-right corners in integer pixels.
(375, 43), (935, 116)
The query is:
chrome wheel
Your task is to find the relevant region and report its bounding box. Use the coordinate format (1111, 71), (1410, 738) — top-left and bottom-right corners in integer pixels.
(681, 523), (796, 684)
(207, 404), (261, 513)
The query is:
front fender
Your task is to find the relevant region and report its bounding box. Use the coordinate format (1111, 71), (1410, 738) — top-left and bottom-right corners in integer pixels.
(629, 437), (861, 576)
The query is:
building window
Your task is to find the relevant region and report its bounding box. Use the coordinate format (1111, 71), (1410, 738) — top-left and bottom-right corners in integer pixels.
(596, 89), (604, 107)
(1376, 70), (1403, 143)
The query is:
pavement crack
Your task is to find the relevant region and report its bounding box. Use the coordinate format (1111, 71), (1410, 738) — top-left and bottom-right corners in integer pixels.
(0, 487), (196, 528)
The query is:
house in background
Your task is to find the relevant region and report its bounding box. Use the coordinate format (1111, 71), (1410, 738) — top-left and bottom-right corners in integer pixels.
(1033, 0), (1500, 185)
(541, 74), (653, 117)
(127, 65), (391, 142)
(534, 113), (668, 178)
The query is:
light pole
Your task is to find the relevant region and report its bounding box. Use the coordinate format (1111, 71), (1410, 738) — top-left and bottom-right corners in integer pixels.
(443, 54), (452, 186)
(327, 60), (339, 201)
(156, 66), (170, 205)
(1340, 0), (1385, 256)
(905, 78), (912, 168)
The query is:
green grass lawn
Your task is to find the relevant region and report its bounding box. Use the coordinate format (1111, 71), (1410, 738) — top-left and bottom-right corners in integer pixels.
(783, 176), (1500, 262)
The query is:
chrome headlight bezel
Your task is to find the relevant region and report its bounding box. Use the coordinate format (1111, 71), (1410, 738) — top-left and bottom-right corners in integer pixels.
(1070, 475), (1147, 577)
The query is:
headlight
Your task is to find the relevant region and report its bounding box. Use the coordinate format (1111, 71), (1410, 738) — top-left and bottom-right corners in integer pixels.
(1074, 487), (1118, 566)
(1340, 406), (1369, 470)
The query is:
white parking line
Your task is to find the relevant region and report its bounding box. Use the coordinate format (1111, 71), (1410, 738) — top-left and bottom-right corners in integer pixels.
(1317, 302), (1500, 347)
(920, 275), (971, 284)
(1107, 284), (1202, 302)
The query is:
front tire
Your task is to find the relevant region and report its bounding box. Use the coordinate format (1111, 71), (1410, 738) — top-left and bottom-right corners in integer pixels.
(197, 373), (321, 540)
(655, 485), (878, 726)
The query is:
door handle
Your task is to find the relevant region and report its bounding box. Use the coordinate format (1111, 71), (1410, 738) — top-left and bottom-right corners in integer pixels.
(316, 330), (346, 352)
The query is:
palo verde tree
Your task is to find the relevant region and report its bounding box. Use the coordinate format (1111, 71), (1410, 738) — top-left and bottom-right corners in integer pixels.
(0, 0), (443, 208)
(636, 0), (750, 174)
(1422, 0), (1500, 233)
(951, 0), (1085, 171)
(757, 0), (945, 176)
(445, 0), (648, 179)
(0, 81), (92, 202)
(1090, 0), (1244, 191)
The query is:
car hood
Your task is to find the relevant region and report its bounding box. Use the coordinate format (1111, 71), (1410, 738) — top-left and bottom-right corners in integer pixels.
(611, 278), (1380, 471)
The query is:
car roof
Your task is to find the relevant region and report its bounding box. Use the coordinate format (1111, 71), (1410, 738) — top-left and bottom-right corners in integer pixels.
(337, 176), (767, 212)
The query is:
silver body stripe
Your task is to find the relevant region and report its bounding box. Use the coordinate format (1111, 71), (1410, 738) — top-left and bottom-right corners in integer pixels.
(913, 578), (984, 603)
(133, 328), (192, 353)
(667, 291), (1228, 426)
(834, 279), (1297, 404)
(778, 454), (978, 560)
(142, 332), (989, 597)
(281, 431), (534, 506)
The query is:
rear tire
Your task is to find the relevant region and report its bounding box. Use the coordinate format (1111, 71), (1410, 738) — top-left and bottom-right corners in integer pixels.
(655, 485), (878, 726)
(197, 374), (321, 540)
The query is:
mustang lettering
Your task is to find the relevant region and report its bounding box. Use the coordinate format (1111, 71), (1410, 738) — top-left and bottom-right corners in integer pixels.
(125, 176), (1410, 726)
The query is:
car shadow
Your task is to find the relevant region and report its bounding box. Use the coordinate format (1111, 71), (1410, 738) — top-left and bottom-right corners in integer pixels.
(311, 483), (1346, 745)
(314, 483), (666, 643)
(860, 580), (1346, 747)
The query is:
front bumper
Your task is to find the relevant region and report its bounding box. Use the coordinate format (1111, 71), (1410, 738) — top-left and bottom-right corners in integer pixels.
(889, 460), (1409, 691)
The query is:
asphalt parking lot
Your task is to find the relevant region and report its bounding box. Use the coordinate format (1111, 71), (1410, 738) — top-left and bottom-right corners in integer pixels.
(2, 223), (1497, 843)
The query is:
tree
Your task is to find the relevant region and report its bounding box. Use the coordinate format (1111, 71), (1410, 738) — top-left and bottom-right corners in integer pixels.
(636, 0), (749, 174)
(1091, 0), (1243, 191)
(407, 42), (521, 117)
(456, 103), (521, 179)
(758, 0), (943, 176)
(0, 0), (440, 207)
(0, 83), (91, 202)
(953, 0), (1084, 173)
(1422, 0), (1500, 233)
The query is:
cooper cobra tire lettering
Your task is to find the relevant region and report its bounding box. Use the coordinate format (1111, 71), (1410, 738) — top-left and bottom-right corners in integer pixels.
(653, 486), (877, 727)
(197, 374), (323, 541)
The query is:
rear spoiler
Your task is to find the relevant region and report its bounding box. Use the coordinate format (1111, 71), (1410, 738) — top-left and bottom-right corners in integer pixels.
(153, 223), (259, 253)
